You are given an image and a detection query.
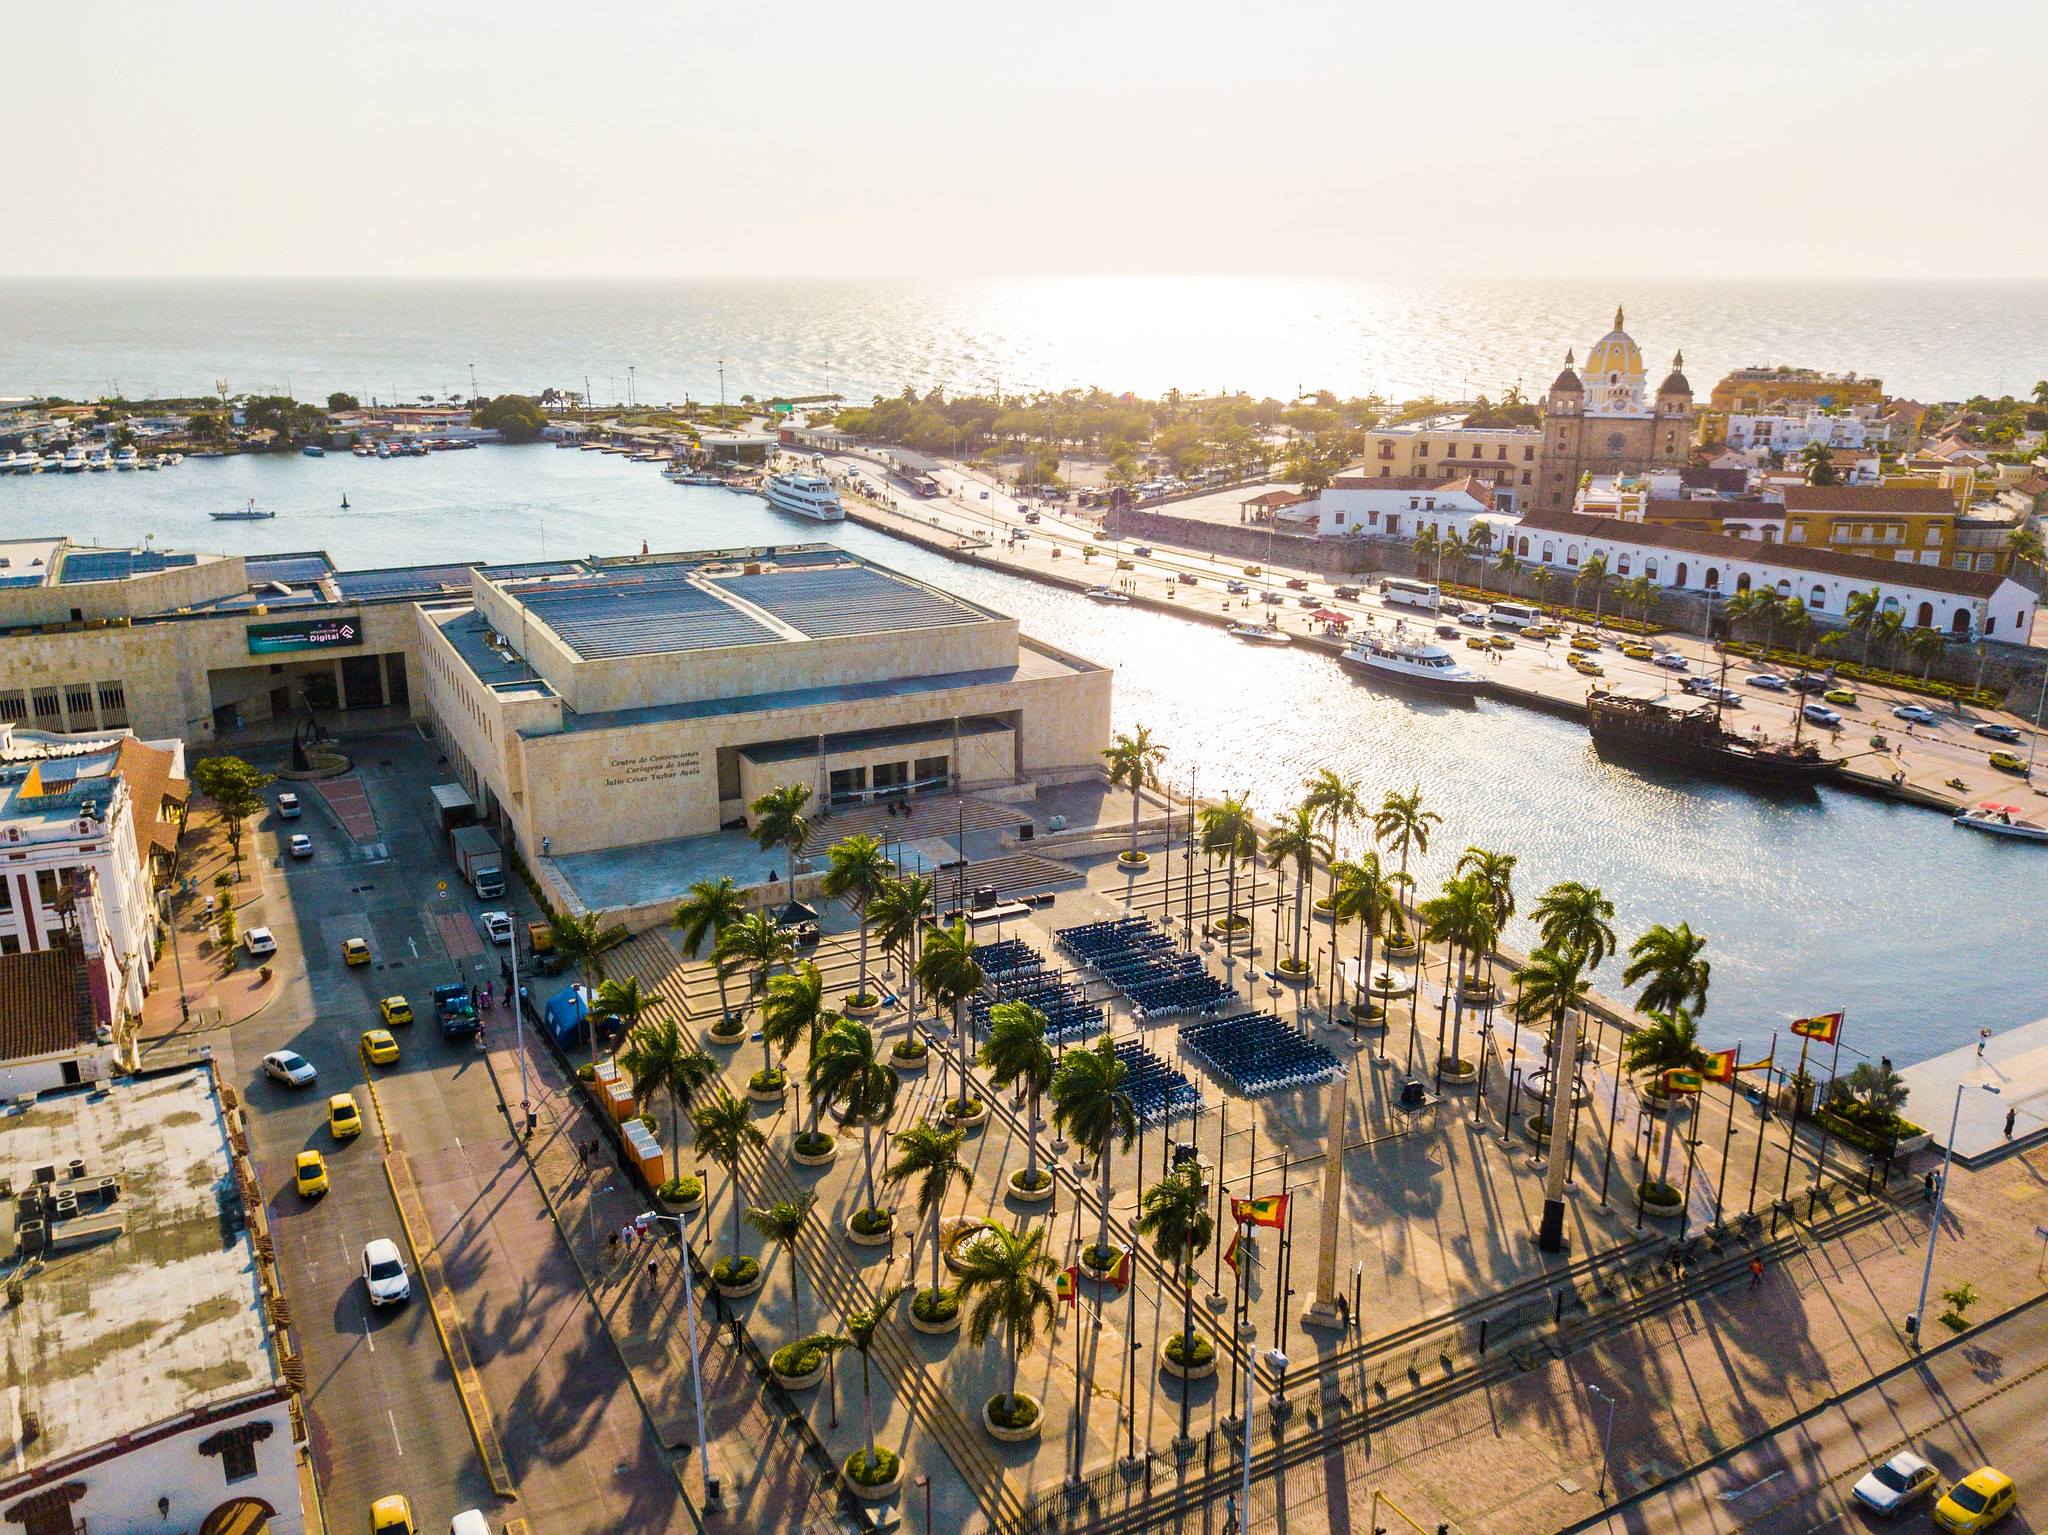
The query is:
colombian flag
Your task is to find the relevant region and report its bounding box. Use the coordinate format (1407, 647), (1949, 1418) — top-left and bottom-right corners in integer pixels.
(1661, 1067), (1704, 1095)
(1701, 1049), (1737, 1084)
(1232, 1193), (1289, 1229)
(1791, 1012), (1843, 1043)
(1055, 1264), (1078, 1309)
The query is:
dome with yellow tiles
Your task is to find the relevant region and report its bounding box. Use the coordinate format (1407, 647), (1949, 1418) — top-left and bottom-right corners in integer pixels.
(1582, 305), (1643, 383)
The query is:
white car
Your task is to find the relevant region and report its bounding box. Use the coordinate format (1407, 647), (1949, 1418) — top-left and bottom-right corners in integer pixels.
(1892, 704), (1939, 725)
(261, 1050), (318, 1088)
(480, 910), (514, 945)
(362, 1238), (412, 1306)
(288, 833), (313, 859)
(1851, 1451), (1938, 1516)
(1802, 703), (1843, 728)
(1652, 653), (1690, 671)
(243, 926), (277, 958)
(1748, 673), (1788, 691)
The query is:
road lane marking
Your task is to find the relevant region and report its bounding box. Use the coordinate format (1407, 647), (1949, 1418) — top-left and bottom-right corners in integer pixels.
(388, 1408), (403, 1455)
(1718, 1468), (1785, 1501)
(362, 1309), (375, 1353)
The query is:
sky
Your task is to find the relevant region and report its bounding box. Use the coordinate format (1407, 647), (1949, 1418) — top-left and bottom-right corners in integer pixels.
(8, 0), (2046, 281)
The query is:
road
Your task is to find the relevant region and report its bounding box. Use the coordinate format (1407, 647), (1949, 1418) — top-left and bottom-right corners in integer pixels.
(1583, 1295), (2048, 1535)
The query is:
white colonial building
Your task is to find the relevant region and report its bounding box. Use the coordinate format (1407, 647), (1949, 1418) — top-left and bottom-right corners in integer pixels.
(1724, 412), (1890, 456)
(1283, 474), (1515, 548)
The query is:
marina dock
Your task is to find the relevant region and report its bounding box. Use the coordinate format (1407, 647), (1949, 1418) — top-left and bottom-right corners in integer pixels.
(1898, 1014), (2048, 1164)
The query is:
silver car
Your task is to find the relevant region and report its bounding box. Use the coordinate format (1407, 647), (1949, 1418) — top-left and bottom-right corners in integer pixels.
(362, 1238), (412, 1306)
(261, 1049), (318, 1088)
(1852, 1451), (1937, 1516)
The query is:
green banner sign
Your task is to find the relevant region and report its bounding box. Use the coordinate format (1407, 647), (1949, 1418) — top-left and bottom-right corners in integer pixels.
(247, 614), (364, 655)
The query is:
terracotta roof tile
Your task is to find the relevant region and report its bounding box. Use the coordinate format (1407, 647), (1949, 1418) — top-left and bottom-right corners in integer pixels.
(0, 945), (96, 1064)
(1780, 484), (1956, 518)
(112, 738), (185, 867)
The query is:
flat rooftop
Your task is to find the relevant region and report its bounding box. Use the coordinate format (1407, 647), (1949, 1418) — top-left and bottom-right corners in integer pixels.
(56, 547), (202, 584)
(0, 1068), (281, 1474)
(0, 539), (63, 590)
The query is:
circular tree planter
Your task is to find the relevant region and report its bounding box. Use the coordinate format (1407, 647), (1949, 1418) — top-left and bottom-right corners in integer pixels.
(1368, 971), (1415, 1001)
(1273, 962), (1313, 988)
(1381, 936), (1420, 962)
(706, 1021), (747, 1049)
(847, 1209), (896, 1248)
(983, 1392), (1043, 1444)
(1161, 1333), (1217, 1381)
(943, 1220), (997, 1275)
(909, 1287), (962, 1336)
(1207, 917), (1252, 943)
(657, 1178), (704, 1216)
(1436, 1058), (1478, 1087)
(843, 994), (882, 1020)
(1347, 1001), (1388, 1027)
(889, 1040), (929, 1073)
(943, 1096), (989, 1132)
(841, 1448), (904, 1502)
(711, 1256), (762, 1299)
(747, 1070), (790, 1106)
(1311, 898), (1337, 924)
(790, 1131), (838, 1168)
(1117, 850), (1150, 871)
(769, 1342), (828, 1391)
(1456, 979), (1500, 1006)
(1636, 1180), (1685, 1219)
(1008, 1168), (1055, 1204)
(1078, 1242), (1122, 1280)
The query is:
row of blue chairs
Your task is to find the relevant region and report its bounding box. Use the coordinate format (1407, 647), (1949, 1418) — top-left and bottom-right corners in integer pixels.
(974, 937), (1043, 983)
(1054, 916), (1173, 963)
(969, 969), (1106, 1046)
(1126, 971), (1236, 1020)
(1179, 1013), (1342, 1098)
(1114, 1038), (1203, 1126)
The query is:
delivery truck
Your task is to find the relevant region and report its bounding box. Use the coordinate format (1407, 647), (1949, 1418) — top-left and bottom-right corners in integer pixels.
(449, 824), (505, 899)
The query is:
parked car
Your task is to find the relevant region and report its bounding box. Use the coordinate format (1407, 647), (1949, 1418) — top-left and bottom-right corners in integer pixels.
(362, 1239), (412, 1307)
(289, 833), (313, 859)
(1567, 654), (1604, 676)
(1621, 643), (1653, 660)
(1852, 1451), (1939, 1517)
(262, 1050), (317, 1087)
(480, 910), (514, 945)
(1792, 673), (1832, 694)
(1748, 673), (1788, 691)
(1333, 585), (1362, 600)
(1458, 611), (1487, 628)
(1285, 577), (1309, 590)
(1989, 750), (2028, 773)
(369, 1496), (417, 1535)
(1974, 722), (2022, 743)
(244, 927), (277, 958)
(1892, 704), (1938, 725)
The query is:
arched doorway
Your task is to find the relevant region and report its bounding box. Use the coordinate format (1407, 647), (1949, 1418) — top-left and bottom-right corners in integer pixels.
(1950, 609), (1972, 636)
(1675, 562), (1688, 587)
(1704, 568), (1720, 590)
(1735, 572), (1751, 593)
(1916, 601), (1933, 627)
(199, 1500), (275, 1535)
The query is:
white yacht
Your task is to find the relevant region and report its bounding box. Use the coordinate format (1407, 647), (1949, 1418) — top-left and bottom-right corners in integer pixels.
(61, 448), (88, 473)
(113, 446), (139, 469)
(764, 471), (846, 523)
(1339, 635), (1485, 697)
(1226, 622), (1291, 645)
(1953, 802), (2048, 842)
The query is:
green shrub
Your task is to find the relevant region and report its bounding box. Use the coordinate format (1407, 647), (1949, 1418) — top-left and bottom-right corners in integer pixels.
(912, 1286), (960, 1323)
(771, 1340), (825, 1378)
(986, 1393), (1039, 1430)
(658, 1175), (702, 1203)
(1165, 1332), (1214, 1367)
(946, 1096), (985, 1119)
(793, 1130), (834, 1156)
(1081, 1241), (1120, 1273)
(709, 1014), (746, 1039)
(711, 1254), (760, 1286)
(890, 1037), (928, 1061)
(849, 1207), (893, 1237)
(842, 1447), (901, 1487)
(575, 1063), (596, 1082)
(1637, 1179), (1681, 1205)
(1010, 1168), (1052, 1191)
(748, 1067), (787, 1093)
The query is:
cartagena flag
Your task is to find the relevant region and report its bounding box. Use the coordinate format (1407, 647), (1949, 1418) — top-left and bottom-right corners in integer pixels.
(1223, 1231), (1241, 1276)
(1791, 1012), (1843, 1043)
(1055, 1264), (1078, 1308)
(1109, 1248), (1134, 1295)
(1662, 1066), (1704, 1095)
(1232, 1194), (1289, 1230)
(1701, 1049), (1737, 1084)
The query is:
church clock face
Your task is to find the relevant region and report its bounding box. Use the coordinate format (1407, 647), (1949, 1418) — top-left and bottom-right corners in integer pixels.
(1606, 432), (1627, 453)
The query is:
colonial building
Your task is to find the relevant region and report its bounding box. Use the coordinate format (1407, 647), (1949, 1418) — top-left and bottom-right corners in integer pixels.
(1538, 309), (1694, 511)
(1708, 366), (1884, 416)
(1282, 474), (1503, 543)
(1357, 415), (1544, 513)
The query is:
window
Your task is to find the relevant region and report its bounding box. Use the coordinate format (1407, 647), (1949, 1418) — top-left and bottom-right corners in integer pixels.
(35, 869), (60, 908)
(96, 682), (127, 727)
(1565, 545), (1579, 565)
(1333, 512), (1344, 525)
(0, 692), (23, 723)
(1675, 562), (1689, 587)
(1810, 586), (1827, 608)
(1417, 442), (1429, 458)
(220, 1435), (260, 1483)
(1520, 470), (1531, 485)
(1616, 556), (1631, 575)
(1542, 543), (1556, 562)
(1523, 446), (1535, 461)
(913, 755), (948, 787)
(1496, 445), (1508, 460)
(64, 685), (94, 724)
(1704, 568), (1720, 590)
(1518, 537), (1530, 557)
(1378, 466), (1390, 478)
(31, 689), (61, 724)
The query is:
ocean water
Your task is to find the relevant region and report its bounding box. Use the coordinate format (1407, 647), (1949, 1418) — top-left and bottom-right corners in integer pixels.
(4, 277), (2047, 409)
(4, 445), (2041, 1073)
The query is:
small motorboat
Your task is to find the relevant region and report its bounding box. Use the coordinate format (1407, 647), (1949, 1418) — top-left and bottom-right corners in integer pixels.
(1953, 802), (2048, 842)
(211, 498), (277, 521)
(301, 444), (325, 457)
(1085, 586), (1132, 604)
(1227, 623), (1291, 646)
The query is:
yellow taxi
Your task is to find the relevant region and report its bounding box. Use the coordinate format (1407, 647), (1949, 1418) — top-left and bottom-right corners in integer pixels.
(1934, 1468), (2016, 1533)
(1823, 688), (1857, 707)
(1568, 654), (1604, 676)
(1488, 634), (1515, 651)
(1537, 622), (1564, 638)
(343, 937), (371, 967)
(1989, 750), (2028, 773)
(294, 1149), (329, 1198)
(1242, 564), (1261, 576)
(369, 1496), (418, 1535)
(379, 996), (413, 1027)
(328, 1092), (364, 1140)
(1570, 632), (1601, 651)
(1519, 625), (1546, 639)
(1621, 643), (1653, 660)
(1114, 558), (1135, 570)
(361, 1028), (399, 1066)
(1464, 635), (1490, 651)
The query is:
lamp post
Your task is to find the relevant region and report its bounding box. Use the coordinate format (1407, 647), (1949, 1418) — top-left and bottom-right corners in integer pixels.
(654, 1211), (716, 1502)
(1586, 1382), (1620, 1499)
(1908, 1080), (2000, 1345)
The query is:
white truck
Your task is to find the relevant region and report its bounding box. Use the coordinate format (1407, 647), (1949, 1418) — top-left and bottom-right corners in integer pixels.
(449, 824), (505, 899)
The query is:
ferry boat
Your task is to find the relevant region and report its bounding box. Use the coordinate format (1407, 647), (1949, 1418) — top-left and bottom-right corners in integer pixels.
(1085, 586), (1132, 604)
(764, 472), (846, 522)
(1953, 802), (2048, 842)
(211, 498), (277, 522)
(1585, 688), (1838, 785)
(1338, 635), (1484, 697)
(1226, 622), (1291, 646)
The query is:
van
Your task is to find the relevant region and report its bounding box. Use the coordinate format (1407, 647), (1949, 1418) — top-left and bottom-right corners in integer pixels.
(276, 791), (301, 819)
(449, 1512), (490, 1535)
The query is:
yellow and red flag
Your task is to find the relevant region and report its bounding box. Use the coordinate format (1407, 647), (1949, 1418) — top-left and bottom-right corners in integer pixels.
(1701, 1049), (1737, 1084)
(1232, 1193), (1289, 1229)
(1109, 1248), (1134, 1295)
(1661, 1067), (1704, 1095)
(1055, 1264), (1078, 1308)
(1790, 1012), (1843, 1044)
(1223, 1231), (1241, 1276)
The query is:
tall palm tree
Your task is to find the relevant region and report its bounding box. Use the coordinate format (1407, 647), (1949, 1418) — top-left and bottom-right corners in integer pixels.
(761, 961), (844, 1136)
(954, 1224), (1057, 1423)
(1623, 1010), (1707, 1190)
(1050, 1039), (1137, 1267)
(1622, 922), (1711, 1019)
(809, 1016), (899, 1219)
(1261, 802), (1328, 972)
(748, 782), (814, 908)
(1467, 522), (1496, 592)
(1778, 596), (1813, 657)
(1197, 792), (1258, 938)
(715, 911), (795, 1071)
(1723, 588), (1763, 644)
(1373, 786), (1440, 938)
(595, 974), (656, 1042)
(1412, 525), (1440, 581)
(981, 1000), (1055, 1184)
(1441, 528), (1469, 589)
(869, 873), (936, 1026)
(670, 876), (747, 1027)
(549, 911), (630, 1064)
(1576, 552), (1610, 624)
(915, 919), (985, 1115)
(820, 833), (893, 1006)
(1419, 875), (1497, 1075)
(1907, 625), (1946, 680)
(1495, 545), (1521, 598)
(1302, 769), (1363, 913)
(744, 1195), (816, 1325)
(1873, 607), (1906, 668)
(842, 1284), (909, 1476)
(1845, 587), (1882, 667)
(1618, 574), (1656, 626)
(885, 1122), (973, 1300)
(618, 1014), (717, 1183)
(1456, 847), (1517, 978)
(1136, 1167), (1214, 1442)
(1532, 880), (1616, 972)
(1330, 853), (1397, 1017)
(1103, 726), (1168, 867)
(689, 1088), (767, 1252)
(1515, 943), (1591, 1252)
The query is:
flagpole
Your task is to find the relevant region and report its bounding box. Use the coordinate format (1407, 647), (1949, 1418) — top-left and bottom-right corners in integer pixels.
(1599, 1024), (1623, 1207)
(1747, 1034), (1777, 1217)
(1213, 1098), (1228, 1289)
(1810, 1018), (1846, 1208)
(1775, 1031), (1813, 1231)
(1714, 1040), (1741, 1227)
(1270, 1149), (1291, 1340)
(1678, 1079), (1704, 1240)
(1227, 1217), (1247, 1422)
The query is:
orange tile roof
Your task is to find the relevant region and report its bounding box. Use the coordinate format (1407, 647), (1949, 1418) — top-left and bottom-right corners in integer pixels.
(112, 738), (187, 867)
(0, 946), (96, 1064)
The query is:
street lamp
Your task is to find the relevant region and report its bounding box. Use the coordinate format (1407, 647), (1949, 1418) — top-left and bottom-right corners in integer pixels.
(1908, 1079), (2000, 1344)
(1585, 1382), (1620, 1499)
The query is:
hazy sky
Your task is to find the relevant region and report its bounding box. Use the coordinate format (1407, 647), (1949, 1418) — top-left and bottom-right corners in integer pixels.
(9, 0), (2044, 280)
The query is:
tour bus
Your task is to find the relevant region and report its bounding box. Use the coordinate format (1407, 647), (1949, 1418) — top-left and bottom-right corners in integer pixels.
(1489, 600), (1543, 629)
(1383, 577), (1441, 613)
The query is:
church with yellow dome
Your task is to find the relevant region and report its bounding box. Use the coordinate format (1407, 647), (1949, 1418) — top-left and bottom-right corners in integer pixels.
(1538, 306), (1694, 511)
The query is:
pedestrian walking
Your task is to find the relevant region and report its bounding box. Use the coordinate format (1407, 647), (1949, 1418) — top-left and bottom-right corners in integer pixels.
(607, 1230), (620, 1256)
(1748, 1255), (1764, 1289)
(2005, 1106), (2017, 1140)
(647, 1257), (659, 1284)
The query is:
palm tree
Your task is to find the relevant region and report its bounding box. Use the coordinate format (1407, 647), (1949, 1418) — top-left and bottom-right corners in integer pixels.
(760, 961), (844, 1137)
(1622, 922), (1711, 1019)
(1373, 786), (1440, 939)
(1617, 574), (1656, 626)
(1329, 853), (1397, 1018)
(981, 1000), (1054, 1185)
(1301, 769), (1362, 913)
(1495, 546), (1521, 598)
(842, 1284), (909, 1476)
(671, 876), (747, 1027)
(1467, 523), (1495, 591)
(820, 834), (893, 1006)
(618, 1014), (717, 1183)
(810, 1016), (899, 1221)
(689, 1088), (766, 1252)
(1722, 588), (1763, 645)
(885, 1122), (973, 1301)
(1514, 943), (1591, 1252)
(1197, 792), (1258, 940)
(748, 782), (814, 908)
(1623, 1010), (1707, 1191)
(1412, 525), (1440, 581)
(1103, 726), (1168, 868)
(744, 1195), (816, 1325)
(1261, 802), (1328, 972)
(715, 911), (795, 1070)
(1419, 875), (1497, 1075)
(1907, 625), (1946, 680)
(953, 1224), (1057, 1424)
(595, 974), (656, 1043)
(915, 919), (984, 1116)
(869, 873), (936, 1026)
(1873, 608), (1905, 668)
(1136, 1166), (1214, 1442)
(1455, 847), (1517, 983)
(1049, 1039), (1137, 1267)
(1778, 596), (1813, 657)
(1532, 880), (1616, 971)
(550, 911), (630, 1064)
(1576, 553), (1610, 624)
(1845, 587), (1882, 667)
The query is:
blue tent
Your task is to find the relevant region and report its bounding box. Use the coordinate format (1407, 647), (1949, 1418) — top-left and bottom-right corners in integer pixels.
(543, 984), (593, 1049)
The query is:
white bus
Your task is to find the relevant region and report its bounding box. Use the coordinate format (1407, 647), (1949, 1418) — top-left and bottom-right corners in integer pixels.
(1383, 577), (1441, 613)
(1489, 600), (1542, 629)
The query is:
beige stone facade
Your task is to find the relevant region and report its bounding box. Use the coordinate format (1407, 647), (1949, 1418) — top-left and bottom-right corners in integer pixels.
(1538, 309), (1695, 512)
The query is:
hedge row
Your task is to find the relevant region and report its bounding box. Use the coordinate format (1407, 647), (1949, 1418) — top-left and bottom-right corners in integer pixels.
(1719, 640), (2003, 709)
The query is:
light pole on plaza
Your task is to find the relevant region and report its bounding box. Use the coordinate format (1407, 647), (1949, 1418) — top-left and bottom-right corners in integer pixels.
(1908, 1080), (1999, 1346)
(1586, 1382), (1620, 1500)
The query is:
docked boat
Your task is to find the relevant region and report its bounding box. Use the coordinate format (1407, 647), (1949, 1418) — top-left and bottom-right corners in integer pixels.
(1085, 586), (1132, 604)
(113, 446), (138, 470)
(137, 455), (159, 470)
(1586, 689), (1838, 785)
(61, 448), (87, 472)
(1953, 802), (2048, 842)
(1226, 622), (1291, 645)
(1339, 635), (1484, 697)
(764, 472), (846, 522)
(211, 498), (277, 522)
(301, 444), (325, 458)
